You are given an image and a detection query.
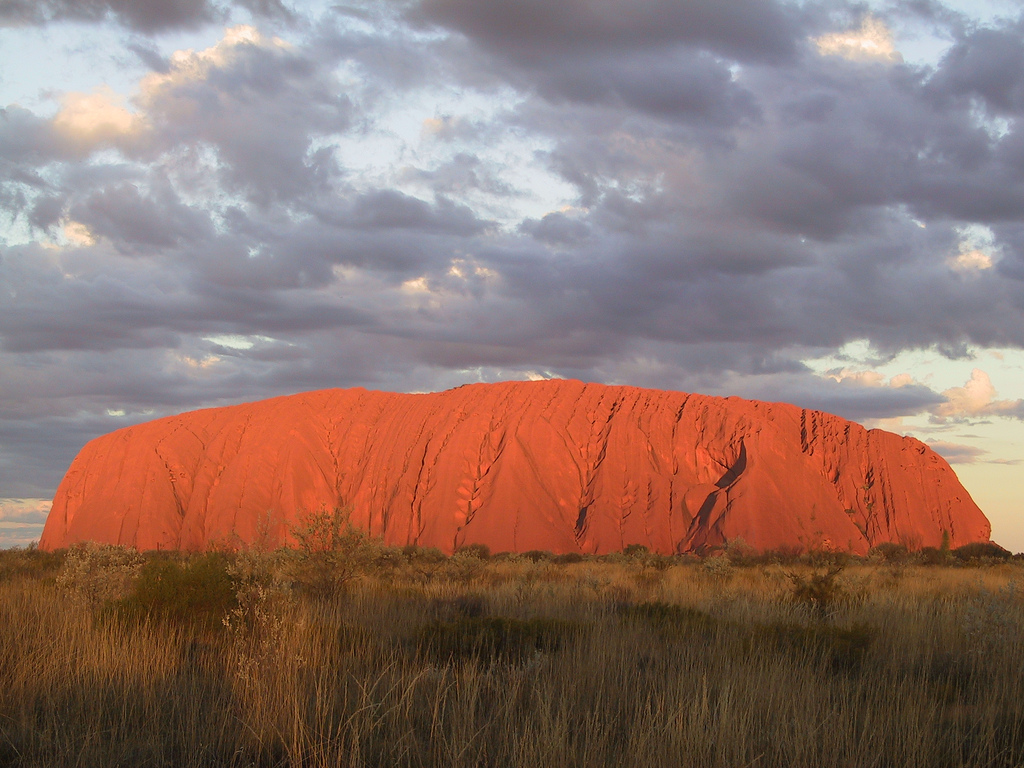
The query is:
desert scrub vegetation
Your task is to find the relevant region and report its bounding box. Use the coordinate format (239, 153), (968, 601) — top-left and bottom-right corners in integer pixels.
(0, 543), (1021, 767)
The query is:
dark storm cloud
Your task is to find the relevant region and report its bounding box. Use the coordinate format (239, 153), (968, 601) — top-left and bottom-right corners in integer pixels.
(928, 440), (988, 464)
(71, 181), (214, 252)
(520, 48), (762, 129)
(408, 0), (802, 64)
(27, 195), (67, 231)
(0, 242), (372, 353)
(214, 190), (493, 278)
(519, 212), (592, 246)
(7, 8), (1024, 364)
(401, 153), (513, 197)
(129, 34), (352, 203)
(751, 377), (945, 422)
(489, 11), (1024, 239)
(993, 222), (1024, 282)
(0, 502), (49, 526)
(344, 190), (490, 235)
(0, 0), (293, 32)
(0, 416), (115, 497)
(128, 43), (171, 74)
(395, 2), (772, 135)
(234, 0), (292, 22)
(927, 18), (1024, 114)
(889, 0), (971, 30)
(660, 60), (1022, 236)
(0, 0), (216, 32)
(0, 106), (61, 165)
(473, 205), (1023, 362)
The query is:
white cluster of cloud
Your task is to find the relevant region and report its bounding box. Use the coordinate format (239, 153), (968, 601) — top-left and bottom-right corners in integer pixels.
(825, 369), (916, 389)
(52, 87), (140, 151)
(1, 0), (1023, 536)
(950, 249), (994, 272)
(814, 15), (903, 63)
(812, 364), (1024, 425)
(0, 498), (50, 524)
(934, 369), (1024, 421)
(0, 499), (51, 548)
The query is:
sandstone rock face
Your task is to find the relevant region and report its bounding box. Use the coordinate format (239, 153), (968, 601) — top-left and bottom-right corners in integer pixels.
(39, 380), (991, 554)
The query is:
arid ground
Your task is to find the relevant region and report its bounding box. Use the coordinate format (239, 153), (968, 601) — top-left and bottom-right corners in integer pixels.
(1, 531), (1021, 767)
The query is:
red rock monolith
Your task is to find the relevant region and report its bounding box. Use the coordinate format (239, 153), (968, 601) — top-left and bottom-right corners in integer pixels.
(39, 380), (991, 554)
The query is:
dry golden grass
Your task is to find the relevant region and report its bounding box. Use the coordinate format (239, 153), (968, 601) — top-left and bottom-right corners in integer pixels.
(0, 545), (1021, 767)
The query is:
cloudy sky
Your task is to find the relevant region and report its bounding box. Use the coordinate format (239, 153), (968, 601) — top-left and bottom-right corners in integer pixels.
(1, 0), (1023, 550)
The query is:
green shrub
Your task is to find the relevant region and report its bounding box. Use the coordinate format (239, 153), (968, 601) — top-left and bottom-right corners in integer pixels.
(623, 543), (650, 558)
(455, 543), (491, 560)
(440, 550), (487, 584)
(736, 546), (803, 566)
(521, 550), (553, 563)
(918, 546), (951, 566)
(804, 549), (851, 568)
(621, 544), (673, 572)
(0, 547), (64, 582)
(552, 552), (585, 564)
(373, 546), (407, 570)
(402, 544), (447, 563)
(112, 554), (237, 630)
(953, 542), (1012, 562)
(869, 543), (910, 563)
(417, 615), (573, 663)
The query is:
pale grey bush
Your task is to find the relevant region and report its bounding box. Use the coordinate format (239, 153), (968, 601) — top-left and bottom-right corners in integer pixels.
(55, 542), (143, 608)
(703, 553), (732, 579)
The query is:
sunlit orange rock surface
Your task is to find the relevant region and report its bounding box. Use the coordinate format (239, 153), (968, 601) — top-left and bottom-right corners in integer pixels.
(40, 380), (991, 554)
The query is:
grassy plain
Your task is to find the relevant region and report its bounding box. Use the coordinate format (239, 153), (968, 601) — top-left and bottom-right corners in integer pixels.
(0, 542), (1021, 767)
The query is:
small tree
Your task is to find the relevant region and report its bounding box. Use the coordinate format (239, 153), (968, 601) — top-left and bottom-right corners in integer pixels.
(290, 506), (379, 596)
(788, 564), (846, 620)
